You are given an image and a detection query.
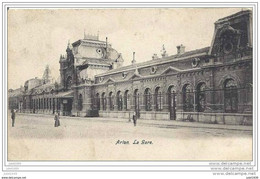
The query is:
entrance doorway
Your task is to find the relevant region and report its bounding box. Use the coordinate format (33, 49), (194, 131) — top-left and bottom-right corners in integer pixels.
(134, 89), (140, 118)
(62, 99), (73, 116)
(168, 86), (176, 120)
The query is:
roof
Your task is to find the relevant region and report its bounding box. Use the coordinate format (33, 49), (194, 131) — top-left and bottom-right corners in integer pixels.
(34, 83), (55, 90)
(54, 90), (73, 98)
(96, 46), (210, 77)
(72, 39), (111, 47)
(81, 58), (111, 66)
(216, 10), (251, 23)
(8, 89), (23, 97)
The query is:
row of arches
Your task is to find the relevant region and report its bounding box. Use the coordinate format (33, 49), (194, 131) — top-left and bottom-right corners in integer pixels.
(74, 77), (251, 115)
(31, 97), (61, 113)
(182, 79), (240, 113)
(93, 86), (176, 114)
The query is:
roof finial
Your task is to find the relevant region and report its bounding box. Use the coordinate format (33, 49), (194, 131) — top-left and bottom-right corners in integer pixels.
(84, 29), (86, 39)
(132, 52), (136, 65)
(67, 40), (71, 49)
(161, 44), (167, 57)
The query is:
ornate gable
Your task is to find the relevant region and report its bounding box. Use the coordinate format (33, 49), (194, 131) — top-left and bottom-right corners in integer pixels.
(105, 77), (116, 83)
(161, 66), (182, 75)
(128, 68), (143, 80)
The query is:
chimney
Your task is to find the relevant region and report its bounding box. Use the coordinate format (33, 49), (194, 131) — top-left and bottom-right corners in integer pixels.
(177, 44), (185, 55)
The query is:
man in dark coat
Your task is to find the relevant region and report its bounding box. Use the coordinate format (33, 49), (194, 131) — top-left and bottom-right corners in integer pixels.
(11, 109), (15, 127)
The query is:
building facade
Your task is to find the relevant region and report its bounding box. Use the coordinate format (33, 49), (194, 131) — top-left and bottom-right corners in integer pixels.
(8, 10), (253, 125)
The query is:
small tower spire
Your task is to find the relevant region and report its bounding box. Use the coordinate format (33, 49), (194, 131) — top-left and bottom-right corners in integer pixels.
(66, 40), (71, 52)
(132, 52), (136, 64)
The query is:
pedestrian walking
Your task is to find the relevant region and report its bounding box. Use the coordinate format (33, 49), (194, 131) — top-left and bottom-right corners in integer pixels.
(11, 109), (15, 127)
(133, 111), (137, 126)
(54, 111), (60, 127)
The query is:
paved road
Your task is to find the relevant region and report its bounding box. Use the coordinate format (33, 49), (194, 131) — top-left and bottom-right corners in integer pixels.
(7, 113), (252, 161)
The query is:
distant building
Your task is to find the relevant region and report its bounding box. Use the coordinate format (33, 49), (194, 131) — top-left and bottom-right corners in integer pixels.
(8, 10), (253, 125)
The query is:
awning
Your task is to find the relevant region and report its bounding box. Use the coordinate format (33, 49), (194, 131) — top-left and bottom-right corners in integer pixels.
(54, 91), (74, 98)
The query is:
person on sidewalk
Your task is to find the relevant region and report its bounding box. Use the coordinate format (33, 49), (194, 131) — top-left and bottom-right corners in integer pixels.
(133, 111), (137, 126)
(11, 109), (15, 127)
(54, 111), (60, 127)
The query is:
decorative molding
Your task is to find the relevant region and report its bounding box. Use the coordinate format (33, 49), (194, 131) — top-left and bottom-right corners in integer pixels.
(150, 66), (157, 74)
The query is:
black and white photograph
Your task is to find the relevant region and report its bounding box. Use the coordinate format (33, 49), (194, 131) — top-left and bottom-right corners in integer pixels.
(1, 2), (258, 178)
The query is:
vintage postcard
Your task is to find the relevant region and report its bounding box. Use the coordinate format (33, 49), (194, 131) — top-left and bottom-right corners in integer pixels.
(2, 2), (258, 177)
(7, 7), (253, 161)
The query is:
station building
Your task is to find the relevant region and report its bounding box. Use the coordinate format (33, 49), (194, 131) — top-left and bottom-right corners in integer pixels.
(8, 10), (253, 125)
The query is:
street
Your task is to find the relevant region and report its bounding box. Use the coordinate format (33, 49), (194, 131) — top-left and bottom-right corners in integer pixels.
(7, 113), (252, 161)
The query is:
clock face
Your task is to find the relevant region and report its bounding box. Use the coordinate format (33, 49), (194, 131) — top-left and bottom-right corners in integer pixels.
(96, 48), (104, 58)
(223, 42), (233, 54)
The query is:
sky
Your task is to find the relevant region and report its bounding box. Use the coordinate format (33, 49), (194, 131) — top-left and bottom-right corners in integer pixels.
(7, 8), (245, 89)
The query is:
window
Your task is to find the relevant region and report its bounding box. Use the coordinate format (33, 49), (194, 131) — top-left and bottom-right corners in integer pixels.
(196, 83), (206, 112)
(95, 93), (100, 110)
(78, 94), (83, 111)
(124, 90), (130, 110)
(224, 79), (238, 113)
(117, 91), (123, 111)
(144, 88), (152, 111)
(66, 76), (72, 89)
(183, 84), (193, 112)
(109, 92), (114, 110)
(101, 92), (106, 110)
(155, 87), (163, 111)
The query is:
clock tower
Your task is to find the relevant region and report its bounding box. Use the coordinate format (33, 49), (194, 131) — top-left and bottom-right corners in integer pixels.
(209, 10), (252, 63)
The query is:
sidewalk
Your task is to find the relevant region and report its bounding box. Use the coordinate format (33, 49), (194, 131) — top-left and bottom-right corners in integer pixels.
(17, 113), (253, 131)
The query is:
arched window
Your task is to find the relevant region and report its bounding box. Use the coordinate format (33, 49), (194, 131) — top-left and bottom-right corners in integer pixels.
(41, 98), (43, 109)
(95, 93), (100, 110)
(183, 84), (193, 112)
(109, 92), (114, 110)
(57, 99), (61, 110)
(246, 83), (253, 104)
(155, 87), (163, 111)
(196, 82), (206, 112)
(78, 94), (83, 111)
(124, 90), (130, 110)
(144, 88), (152, 111)
(224, 79), (238, 113)
(49, 98), (51, 109)
(101, 92), (106, 110)
(52, 98), (55, 113)
(117, 91), (123, 111)
(66, 76), (72, 89)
